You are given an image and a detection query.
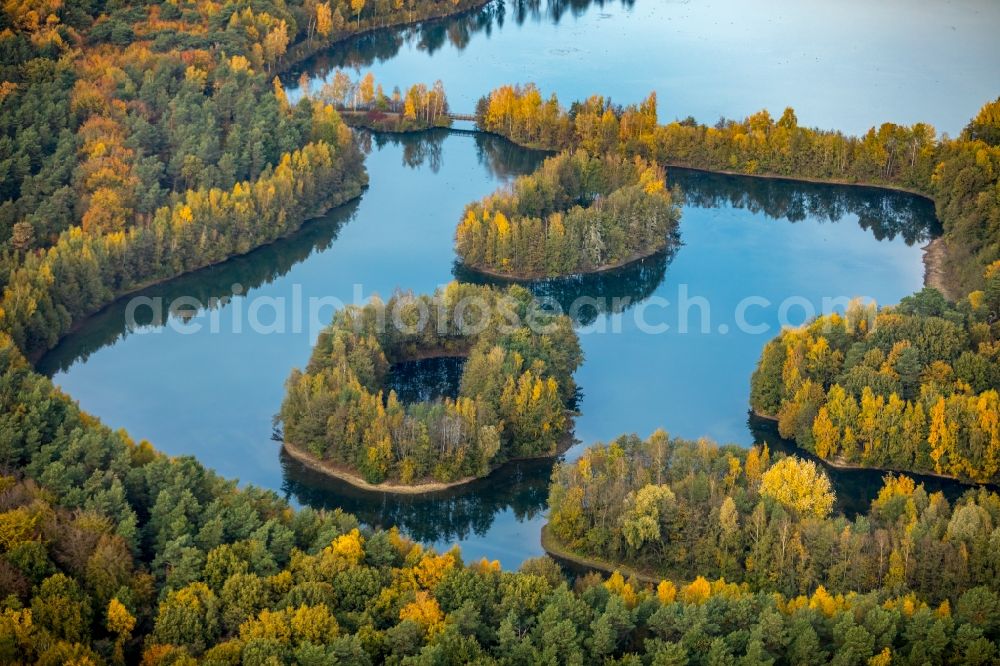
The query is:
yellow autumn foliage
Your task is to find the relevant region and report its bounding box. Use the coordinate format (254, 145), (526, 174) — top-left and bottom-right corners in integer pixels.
(399, 591), (444, 633)
(330, 528), (365, 565)
(760, 457), (835, 518)
(656, 580), (677, 605)
(681, 576), (712, 605)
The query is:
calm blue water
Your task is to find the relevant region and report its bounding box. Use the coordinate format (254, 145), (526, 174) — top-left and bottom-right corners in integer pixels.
(41, 0), (999, 567)
(287, 0), (1000, 136)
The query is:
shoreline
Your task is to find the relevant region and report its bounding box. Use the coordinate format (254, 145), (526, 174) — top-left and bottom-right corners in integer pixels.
(540, 524), (661, 585)
(449, 136), (943, 290)
(283, 431), (576, 496)
(278, 0), (492, 76)
(29, 2), (491, 366)
(29, 1), (495, 365)
(29, 184), (367, 366)
(460, 242), (677, 283)
(750, 411), (988, 486)
(486, 134), (938, 202)
(664, 164), (936, 203)
(472, 133), (946, 291)
(341, 112), (452, 134)
(922, 236), (954, 300)
(653, 163), (944, 298)
(283, 440), (479, 494)
(346, 122), (944, 296)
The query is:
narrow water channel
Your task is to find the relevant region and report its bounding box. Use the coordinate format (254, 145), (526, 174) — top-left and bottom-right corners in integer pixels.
(42, 128), (944, 566)
(40, 0), (1000, 568)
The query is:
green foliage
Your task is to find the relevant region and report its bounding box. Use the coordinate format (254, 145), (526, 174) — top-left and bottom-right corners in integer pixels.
(456, 149), (681, 277)
(930, 140), (1000, 291)
(749, 289), (1000, 482)
(2, 4), (1000, 663)
(759, 457), (835, 518)
(622, 484), (676, 551)
(963, 97), (1000, 147)
(2, 134), (366, 357)
(547, 431), (1000, 604)
(318, 70), (452, 132)
(280, 282), (582, 484)
(0, 308), (998, 661)
(0, 0), (483, 357)
(477, 85), (1000, 294)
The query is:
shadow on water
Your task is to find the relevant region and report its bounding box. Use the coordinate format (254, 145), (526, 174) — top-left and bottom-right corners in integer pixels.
(39, 126), (940, 381)
(281, 450), (554, 543)
(748, 414), (988, 517)
(279, 343), (552, 545)
(386, 356), (465, 404)
(453, 251), (673, 327)
(279, 346), (557, 545)
(34, 129), (546, 380)
(669, 167), (941, 245)
(36, 199), (362, 377)
(453, 164), (939, 327)
(283, 0), (637, 83)
(38, 122), (946, 549)
(359, 127), (548, 179)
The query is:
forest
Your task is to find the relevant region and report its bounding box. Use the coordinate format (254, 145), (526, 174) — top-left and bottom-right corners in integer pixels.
(4, 0), (1000, 661)
(0, 0), (485, 359)
(547, 430), (1000, 605)
(749, 282), (1000, 483)
(314, 70), (452, 132)
(1, 331), (999, 664)
(279, 282), (582, 485)
(475, 85), (1000, 295)
(455, 149), (681, 277)
(3, 135), (365, 357)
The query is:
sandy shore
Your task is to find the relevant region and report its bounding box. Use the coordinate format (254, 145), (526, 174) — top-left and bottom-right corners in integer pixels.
(283, 440), (478, 494)
(283, 431), (576, 495)
(922, 236), (953, 300)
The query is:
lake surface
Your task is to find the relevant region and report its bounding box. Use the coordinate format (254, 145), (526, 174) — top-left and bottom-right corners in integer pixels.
(42, 0), (998, 568)
(285, 0), (1000, 137)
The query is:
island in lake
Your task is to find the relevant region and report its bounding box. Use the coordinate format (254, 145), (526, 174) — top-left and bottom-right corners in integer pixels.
(3, 0), (1000, 662)
(279, 282), (581, 490)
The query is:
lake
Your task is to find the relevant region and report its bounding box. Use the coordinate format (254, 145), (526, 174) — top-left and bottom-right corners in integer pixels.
(286, 0), (1000, 136)
(41, 0), (1000, 568)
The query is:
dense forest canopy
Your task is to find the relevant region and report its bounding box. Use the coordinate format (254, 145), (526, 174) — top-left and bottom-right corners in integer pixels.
(3, 134), (366, 357)
(279, 282), (582, 485)
(455, 149), (681, 277)
(3, 331), (1000, 664)
(476, 85), (1000, 295)
(0, 0), (486, 360)
(749, 282), (1000, 483)
(3, 0), (1000, 662)
(548, 431), (1000, 605)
